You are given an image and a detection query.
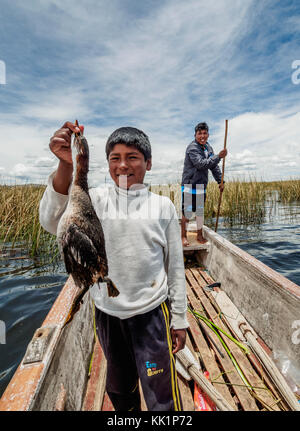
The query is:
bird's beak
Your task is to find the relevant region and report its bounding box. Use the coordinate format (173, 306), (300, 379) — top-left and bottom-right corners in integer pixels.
(73, 119), (83, 153)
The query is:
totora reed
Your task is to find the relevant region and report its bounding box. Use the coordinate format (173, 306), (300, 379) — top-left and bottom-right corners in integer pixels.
(0, 178), (299, 256)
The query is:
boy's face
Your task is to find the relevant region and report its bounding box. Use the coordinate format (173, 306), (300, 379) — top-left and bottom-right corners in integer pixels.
(108, 143), (152, 189)
(195, 129), (209, 146)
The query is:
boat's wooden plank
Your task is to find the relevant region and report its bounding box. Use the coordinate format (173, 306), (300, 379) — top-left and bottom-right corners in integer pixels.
(84, 343), (148, 412)
(190, 269), (284, 411)
(93, 350), (107, 411)
(178, 375), (194, 411)
(197, 268), (284, 410)
(186, 284), (238, 410)
(82, 339), (101, 410)
(0, 277), (82, 412)
(82, 338), (107, 411)
(102, 392), (114, 411)
(139, 380), (147, 411)
(0, 363), (45, 411)
(176, 333), (197, 411)
(186, 269), (259, 411)
(183, 232), (210, 251)
(43, 276), (80, 327)
(55, 383), (67, 411)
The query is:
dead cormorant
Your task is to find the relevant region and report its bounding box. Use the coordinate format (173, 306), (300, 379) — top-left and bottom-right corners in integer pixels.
(57, 121), (119, 325)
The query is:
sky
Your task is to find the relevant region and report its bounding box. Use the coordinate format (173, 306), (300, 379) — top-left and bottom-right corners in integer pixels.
(0, 0), (300, 186)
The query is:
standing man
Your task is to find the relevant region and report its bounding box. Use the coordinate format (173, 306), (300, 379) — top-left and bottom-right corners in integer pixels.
(181, 122), (227, 246)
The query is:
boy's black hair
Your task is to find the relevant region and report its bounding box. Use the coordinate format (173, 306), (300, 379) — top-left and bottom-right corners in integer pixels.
(194, 122), (209, 134)
(106, 127), (152, 161)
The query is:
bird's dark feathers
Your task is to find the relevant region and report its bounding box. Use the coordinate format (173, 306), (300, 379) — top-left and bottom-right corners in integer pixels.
(61, 223), (108, 289)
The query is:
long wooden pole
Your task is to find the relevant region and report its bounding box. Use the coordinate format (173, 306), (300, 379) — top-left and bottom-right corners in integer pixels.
(215, 119), (228, 232)
(176, 349), (235, 411)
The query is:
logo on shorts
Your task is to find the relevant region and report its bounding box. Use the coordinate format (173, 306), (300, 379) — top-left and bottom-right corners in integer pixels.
(145, 361), (164, 377)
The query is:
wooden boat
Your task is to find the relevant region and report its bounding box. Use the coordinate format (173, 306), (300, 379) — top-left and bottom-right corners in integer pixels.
(0, 224), (299, 411)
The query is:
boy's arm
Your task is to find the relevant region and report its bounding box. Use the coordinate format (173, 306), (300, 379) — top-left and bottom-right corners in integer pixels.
(164, 202), (189, 352)
(39, 175), (106, 236)
(53, 161), (73, 195)
(39, 171), (70, 235)
(39, 121), (82, 234)
(50, 120), (87, 194)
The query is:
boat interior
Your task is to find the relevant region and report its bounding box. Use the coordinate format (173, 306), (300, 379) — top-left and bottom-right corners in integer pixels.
(1, 226), (299, 411)
(83, 233), (292, 411)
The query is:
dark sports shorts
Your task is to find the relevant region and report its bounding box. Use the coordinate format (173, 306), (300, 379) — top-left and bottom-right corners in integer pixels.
(94, 301), (182, 411)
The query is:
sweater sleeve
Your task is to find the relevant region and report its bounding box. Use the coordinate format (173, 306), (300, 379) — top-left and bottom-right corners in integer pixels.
(39, 171), (70, 235)
(164, 203), (189, 330)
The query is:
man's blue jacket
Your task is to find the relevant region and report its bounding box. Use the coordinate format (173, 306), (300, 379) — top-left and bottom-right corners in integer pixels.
(181, 140), (222, 187)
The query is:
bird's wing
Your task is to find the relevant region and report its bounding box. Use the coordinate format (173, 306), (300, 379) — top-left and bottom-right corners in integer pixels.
(81, 211), (108, 263)
(61, 223), (107, 276)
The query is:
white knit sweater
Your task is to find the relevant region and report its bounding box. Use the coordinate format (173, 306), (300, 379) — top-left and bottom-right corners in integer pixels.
(39, 172), (188, 329)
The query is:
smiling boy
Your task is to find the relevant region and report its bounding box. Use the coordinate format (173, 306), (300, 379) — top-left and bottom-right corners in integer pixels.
(39, 123), (188, 411)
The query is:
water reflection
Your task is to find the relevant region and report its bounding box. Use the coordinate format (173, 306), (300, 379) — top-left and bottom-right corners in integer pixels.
(215, 199), (300, 286)
(0, 250), (67, 397)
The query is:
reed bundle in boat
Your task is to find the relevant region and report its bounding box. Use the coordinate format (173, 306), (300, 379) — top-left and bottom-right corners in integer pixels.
(176, 349), (235, 411)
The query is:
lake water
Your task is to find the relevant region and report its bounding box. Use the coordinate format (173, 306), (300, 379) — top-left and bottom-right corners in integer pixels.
(0, 200), (300, 399)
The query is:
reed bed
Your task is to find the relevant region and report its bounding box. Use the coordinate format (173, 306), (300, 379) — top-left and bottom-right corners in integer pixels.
(0, 178), (299, 256)
(0, 184), (58, 257)
(151, 178), (300, 226)
(205, 179), (267, 225)
(265, 179), (300, 203)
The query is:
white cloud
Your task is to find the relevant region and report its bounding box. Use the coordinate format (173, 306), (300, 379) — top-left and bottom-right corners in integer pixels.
(1, 108), (300, 185)
(32, 157), (55, 168)
(9, 163), (30, 176)
(211, 110), (300, 180)
(0, 1), (299, 184)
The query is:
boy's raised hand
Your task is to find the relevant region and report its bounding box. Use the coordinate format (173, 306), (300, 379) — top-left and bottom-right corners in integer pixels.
(171, 328), (186, 354)
(49, 121), (81, 166)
